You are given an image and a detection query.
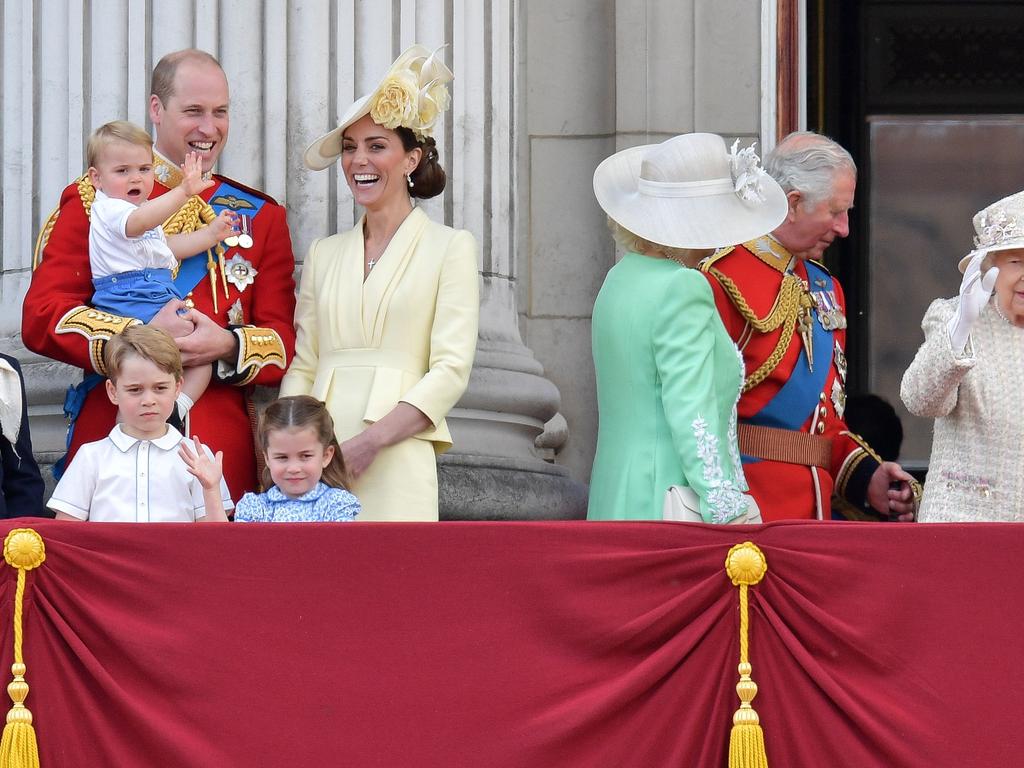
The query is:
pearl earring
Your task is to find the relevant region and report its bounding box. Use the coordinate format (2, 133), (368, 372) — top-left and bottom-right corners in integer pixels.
(406, 173), (414, 189)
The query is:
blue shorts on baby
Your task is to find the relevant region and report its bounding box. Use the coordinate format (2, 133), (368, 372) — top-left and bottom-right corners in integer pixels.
(91, 268), (183, 324)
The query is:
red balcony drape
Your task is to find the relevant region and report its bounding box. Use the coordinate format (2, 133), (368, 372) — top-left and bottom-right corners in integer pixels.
(0, 519), (1017, 767)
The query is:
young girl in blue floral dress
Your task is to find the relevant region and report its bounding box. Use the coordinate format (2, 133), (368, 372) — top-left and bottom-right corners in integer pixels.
(234, 396), (360, 522)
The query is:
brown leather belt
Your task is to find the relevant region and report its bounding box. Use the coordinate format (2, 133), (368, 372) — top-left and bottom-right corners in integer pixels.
(738, 423), (832, 469)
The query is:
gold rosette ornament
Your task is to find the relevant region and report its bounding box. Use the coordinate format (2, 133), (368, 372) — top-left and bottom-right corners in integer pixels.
(725, 541), (769, 768)
(0, 529), (46, 768)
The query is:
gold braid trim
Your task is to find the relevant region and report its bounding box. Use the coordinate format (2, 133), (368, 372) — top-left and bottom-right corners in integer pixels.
(709, 267), (808, 393)
(163, 195), (228, 310)
(235, 327), (287, 385)
(77, 175), (96, 217)
(162, 194), (212, 235)
(839, 431), (924, 504)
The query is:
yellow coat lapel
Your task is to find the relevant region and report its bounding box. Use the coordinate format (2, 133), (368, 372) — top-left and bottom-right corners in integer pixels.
(361, 207), (430, 345)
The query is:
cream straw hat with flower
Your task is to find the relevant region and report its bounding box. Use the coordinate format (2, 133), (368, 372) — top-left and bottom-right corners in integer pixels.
(304, 44), (453, 171)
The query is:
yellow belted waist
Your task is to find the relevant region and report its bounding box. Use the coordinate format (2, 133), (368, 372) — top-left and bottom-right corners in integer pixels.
(311, 347), (451, 452)
(317, 347), (425, 376)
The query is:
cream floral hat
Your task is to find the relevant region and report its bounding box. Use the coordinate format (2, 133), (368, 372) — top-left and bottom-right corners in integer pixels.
(304, 44), (453, 171)
(959, 190), (1024, 272)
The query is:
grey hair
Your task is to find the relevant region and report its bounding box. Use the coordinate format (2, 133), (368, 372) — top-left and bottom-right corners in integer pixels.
(764, 131), (857, 207)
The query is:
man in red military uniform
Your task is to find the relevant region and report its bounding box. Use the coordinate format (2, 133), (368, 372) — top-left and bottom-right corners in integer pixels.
(22, 49), (295, 499)
(701, 132), (917, 521)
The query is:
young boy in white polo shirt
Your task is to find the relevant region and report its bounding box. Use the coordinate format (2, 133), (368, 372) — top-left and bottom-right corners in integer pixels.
(48, 326), (232, 522)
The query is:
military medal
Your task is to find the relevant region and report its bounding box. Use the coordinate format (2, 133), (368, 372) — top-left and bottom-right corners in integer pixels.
(831, 379), (846, 419)
(833, 341), (848, 383)
(227, 299), (245, 326)
(225, 254), (258, 292)
(237, 214), (254, 249)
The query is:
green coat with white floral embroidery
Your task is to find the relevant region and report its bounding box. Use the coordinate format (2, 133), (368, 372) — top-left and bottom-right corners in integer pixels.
(587, 252), (751, 522)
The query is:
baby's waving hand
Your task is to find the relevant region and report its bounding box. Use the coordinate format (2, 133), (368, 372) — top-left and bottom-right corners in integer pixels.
(180, 151), (215, 197)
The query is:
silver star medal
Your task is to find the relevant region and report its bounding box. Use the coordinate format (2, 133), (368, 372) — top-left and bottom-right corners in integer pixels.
(225, 253), (258, 293)
(831, 379), (846, 419)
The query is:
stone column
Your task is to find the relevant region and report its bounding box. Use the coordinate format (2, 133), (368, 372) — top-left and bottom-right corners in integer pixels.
(439, 0), (588, 519)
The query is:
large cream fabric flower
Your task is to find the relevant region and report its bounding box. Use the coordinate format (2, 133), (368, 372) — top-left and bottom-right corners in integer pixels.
(370, 71), (419, 130)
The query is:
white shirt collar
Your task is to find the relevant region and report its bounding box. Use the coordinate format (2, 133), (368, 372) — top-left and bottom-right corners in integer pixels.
(108, 423), (184, 453)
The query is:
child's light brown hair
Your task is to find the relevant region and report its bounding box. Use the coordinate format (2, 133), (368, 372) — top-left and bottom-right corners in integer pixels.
(103, 325), (184, 383)
(87, 120), (153, 169)
(257, 396), (351, 491)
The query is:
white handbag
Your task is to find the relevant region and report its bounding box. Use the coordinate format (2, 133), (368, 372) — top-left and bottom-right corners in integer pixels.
(662, 485), (763, 524)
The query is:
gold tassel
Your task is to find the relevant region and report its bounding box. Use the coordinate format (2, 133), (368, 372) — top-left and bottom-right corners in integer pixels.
(725, 541), (769, 768)
(0, 529), (46, 768)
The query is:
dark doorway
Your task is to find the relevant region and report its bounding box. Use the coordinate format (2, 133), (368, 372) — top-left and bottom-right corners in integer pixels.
(806, 0), (1024, 466)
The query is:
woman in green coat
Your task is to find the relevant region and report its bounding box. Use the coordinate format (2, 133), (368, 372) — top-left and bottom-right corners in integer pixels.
(587, 133), (787, 522)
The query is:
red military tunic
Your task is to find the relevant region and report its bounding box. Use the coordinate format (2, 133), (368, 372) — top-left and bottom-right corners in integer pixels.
(701, 237), (879, 520)
(22, 153), (296, 499)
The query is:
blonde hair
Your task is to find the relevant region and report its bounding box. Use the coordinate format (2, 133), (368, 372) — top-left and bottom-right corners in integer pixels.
(607, 217), (710, 267)
(257, 396), (351, 491)
(103, 325), (183, 383)
(87, 120), (153, 168)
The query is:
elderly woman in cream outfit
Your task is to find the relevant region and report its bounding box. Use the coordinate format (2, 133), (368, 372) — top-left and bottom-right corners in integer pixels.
(281, 46), (479, 521)
(901, 191), (1024, 522)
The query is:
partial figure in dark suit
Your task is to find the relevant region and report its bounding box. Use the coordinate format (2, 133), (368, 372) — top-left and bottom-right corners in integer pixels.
(0, 354), (48, 518)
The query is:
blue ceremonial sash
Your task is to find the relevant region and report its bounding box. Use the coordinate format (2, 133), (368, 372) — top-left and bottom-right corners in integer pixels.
(53, 373), (104, 480)
(742, 262), (834, 461)
(172, 180), (266, 296)
(173, 250), (212, 297)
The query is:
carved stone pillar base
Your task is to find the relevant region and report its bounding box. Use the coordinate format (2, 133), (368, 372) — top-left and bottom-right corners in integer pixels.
(439, 339), (588, 521)
(439, 458), (587, 521)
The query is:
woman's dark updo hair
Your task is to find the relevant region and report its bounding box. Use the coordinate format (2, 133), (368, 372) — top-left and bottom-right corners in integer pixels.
(396, 127), (446, 199)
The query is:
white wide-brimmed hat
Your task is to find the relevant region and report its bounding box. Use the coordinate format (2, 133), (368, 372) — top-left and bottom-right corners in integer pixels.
(304, 44), (453, 171)
(958, 190), (1024, 272)
(593, 133), (788, 250)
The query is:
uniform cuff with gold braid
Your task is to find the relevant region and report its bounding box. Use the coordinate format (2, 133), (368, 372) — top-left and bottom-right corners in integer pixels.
(214, 325), (287, 386)
(836, 448), (880, 518)
(55, 305), (142, 375)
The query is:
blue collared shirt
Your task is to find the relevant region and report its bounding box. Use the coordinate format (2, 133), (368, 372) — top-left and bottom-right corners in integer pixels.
(234, 482), (360, 522)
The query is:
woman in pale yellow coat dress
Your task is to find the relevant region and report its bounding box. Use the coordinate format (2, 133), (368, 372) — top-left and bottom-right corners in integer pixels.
(281, 45), (479, 521)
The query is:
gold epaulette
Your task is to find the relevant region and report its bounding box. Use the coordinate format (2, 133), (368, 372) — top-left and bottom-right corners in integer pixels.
(33, 175), (94, 270)
(55, 306), (141, 375)
(698, 245), (735, 272)
(744, 236), (792, 274)
(232, 327), (287, 385)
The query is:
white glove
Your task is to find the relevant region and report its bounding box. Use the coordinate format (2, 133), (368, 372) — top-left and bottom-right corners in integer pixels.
(947, 252), (999, 354)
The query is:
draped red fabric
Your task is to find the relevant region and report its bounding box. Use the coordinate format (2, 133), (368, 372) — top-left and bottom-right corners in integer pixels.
(0, 519), (1017, 767)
